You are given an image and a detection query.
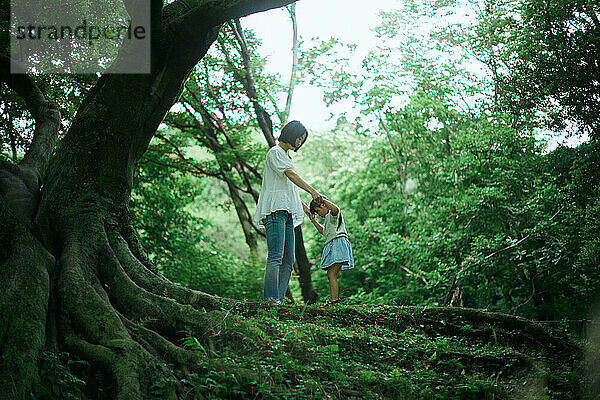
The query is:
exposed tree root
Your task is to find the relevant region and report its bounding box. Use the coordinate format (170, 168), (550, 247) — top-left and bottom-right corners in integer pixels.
(118, 312), (202, 368)
(56, 228), (182, 400)
(108, 228), (230, 311)
(99, 232), (211, 337)
(16, 214), (280, 400)
(117, 311), (267, 388)
(235, 303), (579, 360)
(120, 221), (160, 274)
(416, 306), (580, 356)
(0, 203), (583, 399)
(0, 199), (53, 399)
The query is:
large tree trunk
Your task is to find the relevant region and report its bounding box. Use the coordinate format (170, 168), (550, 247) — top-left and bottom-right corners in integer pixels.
(293, 225), (318, 304)
(0, 1), (296, 398)
(226, 179), (259, 255)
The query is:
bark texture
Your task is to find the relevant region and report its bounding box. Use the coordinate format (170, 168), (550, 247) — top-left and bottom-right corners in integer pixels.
(0, 1), (295, 398)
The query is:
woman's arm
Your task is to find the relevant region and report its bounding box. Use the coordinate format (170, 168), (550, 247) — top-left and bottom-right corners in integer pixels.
(321, 197), (340, 216)
(284, 170), (322, 201)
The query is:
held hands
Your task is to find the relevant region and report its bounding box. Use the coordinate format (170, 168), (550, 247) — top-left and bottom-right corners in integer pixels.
(302, 205), (316, 222)
(311, 190), (323, 203)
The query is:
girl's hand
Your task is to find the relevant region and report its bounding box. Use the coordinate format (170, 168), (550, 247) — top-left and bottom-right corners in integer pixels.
(308, 212), (316, 222)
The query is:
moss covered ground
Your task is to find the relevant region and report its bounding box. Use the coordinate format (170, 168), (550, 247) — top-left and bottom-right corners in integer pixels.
(35, 303), (587, 400)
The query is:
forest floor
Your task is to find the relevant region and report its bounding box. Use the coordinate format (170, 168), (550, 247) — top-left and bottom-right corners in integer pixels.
(36, 303), (588, 400)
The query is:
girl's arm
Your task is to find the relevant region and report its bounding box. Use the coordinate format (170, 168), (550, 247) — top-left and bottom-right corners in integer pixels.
(302, 201), (324, 234)
(301, 200), (310, 215)
(308, 213), (324, 235)
(284, 170), (323, 201)
(321, 197), (340, 216)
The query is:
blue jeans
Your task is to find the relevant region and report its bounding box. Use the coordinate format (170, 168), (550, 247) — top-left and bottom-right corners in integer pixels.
(264, 210), (295, 300)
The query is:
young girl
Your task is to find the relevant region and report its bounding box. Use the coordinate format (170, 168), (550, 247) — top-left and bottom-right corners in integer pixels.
(308, 197), (354, 306)
(253, 120), (323, 303)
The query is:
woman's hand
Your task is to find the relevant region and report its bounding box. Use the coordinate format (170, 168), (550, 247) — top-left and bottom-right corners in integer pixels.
(311, 190), (323, 203)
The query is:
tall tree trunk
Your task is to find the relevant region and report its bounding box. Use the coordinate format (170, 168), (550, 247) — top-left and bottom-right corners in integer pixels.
(281, 3), (299, 125)
(226, 179), (259, 255)
(163, 93), (264, 257)
(442, 125), (464, 306)
(293, 225), (318, 304)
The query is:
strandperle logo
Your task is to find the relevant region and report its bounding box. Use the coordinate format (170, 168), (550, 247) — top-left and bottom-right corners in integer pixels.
(14, 19), (147, 46)
(10, 0), (150, 74)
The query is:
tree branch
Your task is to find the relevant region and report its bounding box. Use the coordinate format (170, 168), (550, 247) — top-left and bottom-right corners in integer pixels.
(483, 234), (531, 261)
(218, 39), (248, 89)
(399, 264), (429, 286)
(0, 54), (60, 177)
(228, 19), (276, 146)
(282, 3), (298, 124)
(234, 162), (260, 202)
(181, 88), (263, 182)
(155, 132), (223, 178)
(168, 95), (264, 208)
(164, 0), (298, 37)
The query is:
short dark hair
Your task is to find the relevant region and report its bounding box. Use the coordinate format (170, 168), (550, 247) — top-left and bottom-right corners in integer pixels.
(310, 196), (343, 229)
(278, 120), (308, 148)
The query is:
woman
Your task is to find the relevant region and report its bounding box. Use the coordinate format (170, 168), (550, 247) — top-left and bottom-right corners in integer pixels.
(253, 120), (323, 302)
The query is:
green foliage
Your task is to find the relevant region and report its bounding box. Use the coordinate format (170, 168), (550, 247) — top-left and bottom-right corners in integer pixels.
(130, 135), (265, 300)
(294, 0), (600, 323)
(33, 352), (86, 400)
(1, 73), (96, 161)
(473, 0), (600, 136)
(168, 304), (584, 399)
(2, 2), (596, 398)
(302, 113), (600, 320)
(148, 375), (179, 400)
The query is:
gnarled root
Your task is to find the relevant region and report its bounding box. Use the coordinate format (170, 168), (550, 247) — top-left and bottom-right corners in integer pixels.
(268, 305), (579, 357)
(107, 228), (231, 311)
(50, 219), (270, 399)
(56, 227), (180, 400)
(0, 199), (53, 399)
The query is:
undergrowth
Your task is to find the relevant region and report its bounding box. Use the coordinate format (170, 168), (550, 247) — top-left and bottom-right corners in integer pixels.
(32, 304), (587, 399)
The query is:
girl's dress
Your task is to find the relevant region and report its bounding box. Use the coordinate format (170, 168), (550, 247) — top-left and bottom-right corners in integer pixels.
(320, 211), (354, 270)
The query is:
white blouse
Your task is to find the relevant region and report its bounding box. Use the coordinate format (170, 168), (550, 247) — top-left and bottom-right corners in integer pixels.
(253, 145), (304, 228)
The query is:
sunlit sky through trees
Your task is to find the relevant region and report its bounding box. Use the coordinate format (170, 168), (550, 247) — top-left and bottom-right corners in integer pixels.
(245, 0), (402, 131)
(244, 0), (587, 149)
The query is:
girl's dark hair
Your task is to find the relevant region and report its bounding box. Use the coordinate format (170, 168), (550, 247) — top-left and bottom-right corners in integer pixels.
(278, 120), (308, 148)
(309, 196), (343, 229)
